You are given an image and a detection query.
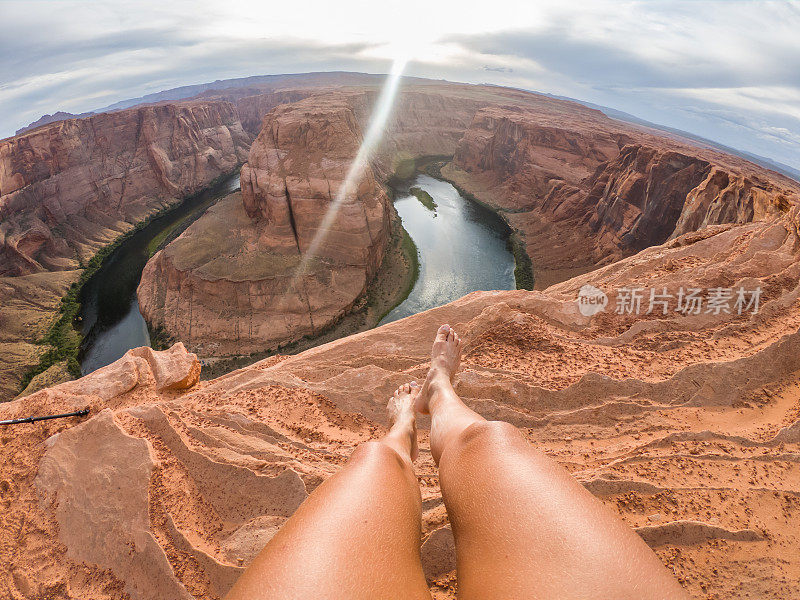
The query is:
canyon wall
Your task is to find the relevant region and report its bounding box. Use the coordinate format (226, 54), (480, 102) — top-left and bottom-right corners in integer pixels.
(138, 93), (394, 355)
(4, 75), (800, 599)
(232, 90), (322, 135)
(0, 100), (250, 276)
(137, 82), (800, 357)
(0, 101), (251, 399)
(136, 87), (488, 356)
(446, 102), (800, 285)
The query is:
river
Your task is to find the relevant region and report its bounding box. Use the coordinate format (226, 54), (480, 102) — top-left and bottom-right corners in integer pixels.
(79, 173), (240, 374)
(379, 174), (516, 325)
(79, 172), (514, 374)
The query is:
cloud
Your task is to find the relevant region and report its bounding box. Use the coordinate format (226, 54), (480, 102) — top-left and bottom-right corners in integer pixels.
(438, 1), (800, 169)
(0, 34), (378, 137)
(1, 0), (798, 171)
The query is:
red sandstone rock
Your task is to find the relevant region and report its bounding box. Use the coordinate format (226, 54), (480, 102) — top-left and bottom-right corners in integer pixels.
(27, 342), (200, 405)
(138, 82), (800, 357)
(0, 101), (250, 276)
(128, 342), (201, 390)
(3, 78), (800, 599)
(4, 204), (800, 598)
(36, 409), (193, 600)
(446, 100), (800, 286)
(137, 87), (485, 355)
(138, 92), (395, 355)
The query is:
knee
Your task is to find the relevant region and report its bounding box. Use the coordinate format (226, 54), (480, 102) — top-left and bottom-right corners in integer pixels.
(349, 440), (410, 473)
(454, 420), (523, 455)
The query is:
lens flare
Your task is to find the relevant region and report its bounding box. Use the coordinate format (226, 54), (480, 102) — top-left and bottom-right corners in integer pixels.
(290, 58), (407, 285)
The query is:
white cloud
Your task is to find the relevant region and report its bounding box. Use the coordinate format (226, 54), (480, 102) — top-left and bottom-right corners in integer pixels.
(1, 0), (798, 171)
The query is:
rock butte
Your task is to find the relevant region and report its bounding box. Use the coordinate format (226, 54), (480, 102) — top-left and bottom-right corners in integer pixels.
(137, 86), (484, 355)
(0, 74), (799, 598)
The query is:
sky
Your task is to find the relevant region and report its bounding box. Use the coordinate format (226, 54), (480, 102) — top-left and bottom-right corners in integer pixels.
(1, 0), (799, 170)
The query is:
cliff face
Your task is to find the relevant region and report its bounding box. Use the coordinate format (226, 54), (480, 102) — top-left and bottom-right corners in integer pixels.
(15, 110), (95, 136)
(137, 82), (800, 356)
(0, 101), (251, 276)
(584, 145), (794, 256)
(369, 87), (486, 175)
(4, 204), (800, 599)
(4, 77), (800, 599)
(585, 146), (711, 250)
(446, 103), (800, 285)
(671, 166), (793, 237)
(138, 93), (394, 355)
(0, 100), (251, 399)
(453, 105), (623, 206)
(233, 90), (321, 136)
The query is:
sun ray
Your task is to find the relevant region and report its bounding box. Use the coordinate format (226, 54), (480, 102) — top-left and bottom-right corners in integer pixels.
(289, 58), (407, 285)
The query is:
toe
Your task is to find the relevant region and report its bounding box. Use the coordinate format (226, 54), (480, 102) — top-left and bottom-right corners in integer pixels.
(401, 383), (411, 394)
(436, 324), (450, 341)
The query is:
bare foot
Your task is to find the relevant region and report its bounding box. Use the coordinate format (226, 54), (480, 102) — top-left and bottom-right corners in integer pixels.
(417, 324), (462, 415)
(387, 382), (420, 461)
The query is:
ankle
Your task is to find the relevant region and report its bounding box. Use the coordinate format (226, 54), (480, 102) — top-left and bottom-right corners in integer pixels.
(427, 368), (451, 394)
(393, 413), (415, 433)
(427, 382), (459, 417)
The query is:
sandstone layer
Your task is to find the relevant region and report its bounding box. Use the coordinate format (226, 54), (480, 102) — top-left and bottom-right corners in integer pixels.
(0, 101), (250, 276)
(4, 201), (800, 598)
(0, 75), (397, 398)
(444, 102), (800, 287)
(139, 92), (395, 355)
(137, 80), (800, 358)
(0, 101), (251, 398)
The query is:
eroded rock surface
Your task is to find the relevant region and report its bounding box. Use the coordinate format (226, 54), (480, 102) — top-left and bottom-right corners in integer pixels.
(0, 101), (251, 397)
(4, 206), (800, 598)
(137, 86), (485, 355)
(3, 76), (800, 599)
(446, 103), (800, 286)
(0, 101), (250, 276)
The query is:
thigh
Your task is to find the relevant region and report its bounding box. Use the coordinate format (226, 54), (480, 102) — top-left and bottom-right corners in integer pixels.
(438, 421), (688, 600)
(226, 441), (432, 600)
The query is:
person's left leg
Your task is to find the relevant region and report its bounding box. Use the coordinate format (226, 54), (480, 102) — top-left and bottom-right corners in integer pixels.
(225, 383), (432, 600)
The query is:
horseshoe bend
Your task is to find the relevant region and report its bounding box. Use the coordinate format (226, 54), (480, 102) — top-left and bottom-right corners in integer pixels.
(1, 72), (800, 599)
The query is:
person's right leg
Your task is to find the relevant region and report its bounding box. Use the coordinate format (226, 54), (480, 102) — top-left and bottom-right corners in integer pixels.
(418, 325), (689, 600)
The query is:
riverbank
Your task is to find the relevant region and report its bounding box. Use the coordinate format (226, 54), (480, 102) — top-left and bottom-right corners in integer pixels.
(379, 172), (516, 324)
(424, 159), (535, 291)
(14, 169), (241, 398)
(393, 155), (536, 291)
(79, 172), (241, 375)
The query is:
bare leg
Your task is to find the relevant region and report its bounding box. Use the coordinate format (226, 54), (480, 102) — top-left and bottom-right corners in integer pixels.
(419, 325), (689, 600)
(225, 383), (432, 600)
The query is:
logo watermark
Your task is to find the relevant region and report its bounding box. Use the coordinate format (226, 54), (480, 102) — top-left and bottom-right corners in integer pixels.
(577, 284), (608, 317)
(575, 285), (761, 316)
